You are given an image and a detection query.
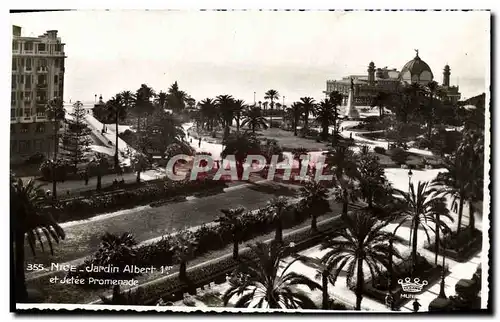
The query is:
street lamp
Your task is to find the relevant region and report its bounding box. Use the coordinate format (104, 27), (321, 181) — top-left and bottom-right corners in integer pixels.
(408, 168), (413, 191)
(438, 243), (447, 298)
(254, 92), (256, 105)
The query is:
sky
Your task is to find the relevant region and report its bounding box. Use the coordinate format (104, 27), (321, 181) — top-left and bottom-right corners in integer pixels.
(10, 10), (490, 104)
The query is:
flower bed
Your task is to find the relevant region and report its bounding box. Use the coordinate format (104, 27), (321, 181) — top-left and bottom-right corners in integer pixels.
(46, 178), (228, 223)
(426, 228), (483, 262)
(363, 255), (444, 309)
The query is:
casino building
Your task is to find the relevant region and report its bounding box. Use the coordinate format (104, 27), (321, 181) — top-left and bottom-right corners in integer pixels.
(324, 50), (461, 106)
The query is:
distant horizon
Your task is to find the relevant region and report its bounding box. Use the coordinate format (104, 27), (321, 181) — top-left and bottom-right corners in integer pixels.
(10, 10), (490, 104)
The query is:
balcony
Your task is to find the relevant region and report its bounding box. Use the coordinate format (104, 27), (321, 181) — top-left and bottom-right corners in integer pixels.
(37, 66), (48, 73)
(36, 82), (48, 89)
(24, 67), (33, 73)
(21, 116), (34, 123)
(36, 115), (47, 122)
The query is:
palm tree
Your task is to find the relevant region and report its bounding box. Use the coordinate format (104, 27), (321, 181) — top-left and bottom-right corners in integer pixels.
(299, 97), (316, 134)
(155, 90), (168, 110)
(169, 229), (198, 281)
(287, 102), (303, 136)
(45, 97), (65, 199)
(355, 148), (391, 210)
(370, 92), (389, 118)
(394, 181), (453, 274)
(324, 146), (359, 217)
(167, 81), (188, 114)
(221, 132), (261, 179)
(11, 175), (65, 302)
(424, 81), (440, 140)
(328, 91), (343, 136)
(105, 94), (128, 170)
(292, 147), (308, 173)
(315, 99), (336, 140)
(264, 89), (280, 128)
(241, 106), (268, 133)
(148, 111), (187, 157)
(131, 153), (150, 183)
(223, 241), (320, 309)
(233, 99), (246, 133)
(216, 94), (235, 139)
(321, 210), (399, 310)
(216, 207), (245, 259)
(199, 98), (218, 131)
(88, 153), (110, 191)
(299, 179), (330, 232)
(268, 196), (289, 244)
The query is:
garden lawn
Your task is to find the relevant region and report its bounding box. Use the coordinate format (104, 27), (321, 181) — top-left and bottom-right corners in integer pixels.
(28, 200), (343, 304)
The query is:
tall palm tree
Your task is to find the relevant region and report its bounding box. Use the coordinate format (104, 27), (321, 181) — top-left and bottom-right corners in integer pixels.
(199, 98), (218, 131)
(292, 147), (308, 173)
(216, 207), (245, 259)
(88, 153), (110, 191)
(148, 110), (187, 157)
(299, 179), (330, 232)
(370, 92), (389, 119)
(320, 210), (399, 310)
(45, 97), (65, 199)
(268, 196), (289, 244)
(223, 241), (320, 309)
(155, 90), (168, 110)
(299, 97), (316, 134)
(328, 91), (343, 136)
(264, 89), (280, 128)
(287, 102), (303, 136)
(315, 99), (336, 140)
(324, 146), (359, 217)
(131, 152), (150, 183)
(169, 229), (198, 281)
(134, 85), (155, 132)
(11, 175), (65, 302)
(355, 148), (391, 209)
(167, 81), (188, 114)
(241, 106), (268, 133)
(216, 94), (235, 139)
(105, 94), (128, 170)
(394, 181), (453, 274)
(233, 99), (246, 133)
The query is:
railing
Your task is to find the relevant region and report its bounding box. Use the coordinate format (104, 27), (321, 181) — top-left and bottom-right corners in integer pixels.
(36, 82), (48, 88)
(37, 66), (48, 73)
(21, 116), (34, 123)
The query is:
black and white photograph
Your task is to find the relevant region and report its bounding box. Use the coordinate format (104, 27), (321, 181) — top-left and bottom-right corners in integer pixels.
(8, 8), (490, 313)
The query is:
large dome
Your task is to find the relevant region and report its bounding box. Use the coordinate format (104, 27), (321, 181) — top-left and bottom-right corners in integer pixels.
(399, 51), (433, 85)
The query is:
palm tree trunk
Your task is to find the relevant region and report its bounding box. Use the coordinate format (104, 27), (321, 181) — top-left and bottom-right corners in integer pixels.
(469, 200), (475, 231)
(233, 238), (239, 260)
(136, 170), (141, 183)
(322, 271), (329, 309)
(379, 106), (383, 118)
(15, 232), (27, 302)
(342, 189), (348, 217)
(294, 124), (297, 136)
(355, 258), (364, 310)
(435, 213), (440, 266)
(97, 174), (102, 191)
(270, 104), (273, 128)
(115, 115), (119, 170)
(275, 218), (283, 243)
(252, 123), (256, 134)
(311, 214), (317, 232)
(179, 261), (187, 280)
(412, 220), (419, 275)
(457, 193), (465, 234)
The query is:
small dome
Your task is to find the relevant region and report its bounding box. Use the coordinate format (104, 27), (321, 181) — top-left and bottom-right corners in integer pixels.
(399, 51), (433, 85)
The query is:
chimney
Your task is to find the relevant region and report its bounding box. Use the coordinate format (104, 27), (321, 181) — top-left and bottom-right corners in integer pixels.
(12, 25), (21, 36)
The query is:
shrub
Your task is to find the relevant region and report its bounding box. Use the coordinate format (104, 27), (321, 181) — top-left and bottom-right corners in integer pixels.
(387, 147), (408, 165)
(183, 296), (196, 307)
(26, 152), (45, 165)
(373, 146), (386, 155)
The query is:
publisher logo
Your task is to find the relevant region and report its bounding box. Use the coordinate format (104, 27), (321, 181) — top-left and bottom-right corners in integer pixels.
(398, 277), (428, 293)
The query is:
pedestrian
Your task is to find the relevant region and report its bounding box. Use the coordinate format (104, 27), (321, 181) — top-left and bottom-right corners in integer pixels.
(198, 137), (201, 148)
(412, 299), (421, 312)
(84, 172), (89, 185)
(66, 190), (70, 197)
(385, 292), (394, 310)
(190, 138), (192, 144)
(349, 132), (353, 139)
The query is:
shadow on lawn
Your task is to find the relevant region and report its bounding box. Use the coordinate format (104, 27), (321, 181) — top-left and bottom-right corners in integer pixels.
(247, 182), (299, 197)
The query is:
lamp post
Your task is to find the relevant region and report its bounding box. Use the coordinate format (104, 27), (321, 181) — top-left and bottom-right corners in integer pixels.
(408, 168), (413, 191)
(254, 92), (256, 105)
(438, 244), (447, 298)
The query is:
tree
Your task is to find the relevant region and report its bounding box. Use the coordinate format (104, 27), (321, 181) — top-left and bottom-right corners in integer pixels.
(11, 175), (65, 302)
(355, 147), (391, 209)
(292, 147), (308, 172)
(324, 146), (359, 217)
(88, 153), (110, 191)
(264, 89), (280, 128)
(199, 98), (219, 131)
(131, 153), (150, 183)
(394, 181), (453, 274)
(299, 97), (316, 134)
(216, 207), (245, 259)
(370, 92), (389, 118)
(45, 97), (66, 199)
(287, 102), (303, 136)
(328, 91), (343, 136)
(216, 94), (235, 139)
(299, 179), (330, 232)
(315, 99), (336, 140)
(233, 99), (246, 133)
(167, 81), (188, 114)
(169, 229), (198, 281)
(60, 101), (92, 174)
(424, 81), (441, 140)
(134, 85), (154, 132)
(268, 196), (289, 244)
(241, 105), (268, 133)
(321, 210), (399, 310)
(147, 110), (186, 157)
(221, 132), (261, 179)
(223, 241), (320, 309)
(155, 91), (168, 110)
(105, 94), (128, 170)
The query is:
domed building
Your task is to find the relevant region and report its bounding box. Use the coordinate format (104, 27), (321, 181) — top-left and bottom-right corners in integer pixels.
(399, 50), (434, 85)
(324, 50), (461, 107)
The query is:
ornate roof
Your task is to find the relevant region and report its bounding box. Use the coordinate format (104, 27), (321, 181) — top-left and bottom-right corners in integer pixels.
(400, 50), (433, 79)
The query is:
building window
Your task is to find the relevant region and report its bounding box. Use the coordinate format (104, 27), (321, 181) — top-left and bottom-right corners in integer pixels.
(11, 125), (15, 133)
(20, 125), (29, 133)
(19, 75), (24, 84)
(13, 41), (18, 50)
(24, 108), (31, 118)
(11, 141), (17, 153)
(25, 57), (32, 71)
(37, 43), (46, 52)
(55, 43), (61, 52)
(25, 75), (32, 88)
(54, 75), (58, 84)
(36, 107), (45, 116)
(36, 124), (45, 133)
(11, 75), (17, 90)
(24, 42), (33, 51)
(11, 108), (16, 118)
(19, 140), (30, 153)
(34, 140), (44, 152)
(37, 74), (47, 85)
(12, 58), (17, 71)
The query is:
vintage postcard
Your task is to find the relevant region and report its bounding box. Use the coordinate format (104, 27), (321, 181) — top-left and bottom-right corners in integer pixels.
(10, 9), (490, 313)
